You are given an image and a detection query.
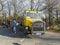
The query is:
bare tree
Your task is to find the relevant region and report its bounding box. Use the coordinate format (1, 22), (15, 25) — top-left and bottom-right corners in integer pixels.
(30, 0), (34, 10)
(0, 0), (4, 15)
(12, 0), (17, 19)
(55, 2), (60, 24)
(45, 0), (59, 25)
(0, 0), (6, 21)
(7, 1), (11, 19)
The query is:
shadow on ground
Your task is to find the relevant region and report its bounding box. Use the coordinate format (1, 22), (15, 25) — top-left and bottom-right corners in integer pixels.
(0, 28), (30, 38)
(0, 28), (60, 41)
(13, 43), (21, 45)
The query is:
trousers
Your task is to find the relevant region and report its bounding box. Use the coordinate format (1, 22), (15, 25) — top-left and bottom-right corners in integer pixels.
(13, 27), (16, 32)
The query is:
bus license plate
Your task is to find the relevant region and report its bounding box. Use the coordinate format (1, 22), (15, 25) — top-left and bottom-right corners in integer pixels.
(36, 33), (41, 35)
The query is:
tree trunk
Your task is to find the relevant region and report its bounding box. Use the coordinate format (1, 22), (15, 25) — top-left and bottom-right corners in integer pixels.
(56, 9), (58, 24)
(31, 0), (33, 10)
(48, 8), (51, 26)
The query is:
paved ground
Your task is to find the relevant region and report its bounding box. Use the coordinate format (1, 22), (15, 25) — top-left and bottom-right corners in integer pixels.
(0, 28), (60, 45)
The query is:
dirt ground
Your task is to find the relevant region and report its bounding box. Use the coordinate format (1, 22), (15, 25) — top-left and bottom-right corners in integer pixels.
(0, 28), (60, 45)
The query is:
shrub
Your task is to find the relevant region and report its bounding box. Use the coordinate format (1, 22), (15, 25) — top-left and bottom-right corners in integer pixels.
(53, 25), (60, 31)
(50, 25), (60, 31)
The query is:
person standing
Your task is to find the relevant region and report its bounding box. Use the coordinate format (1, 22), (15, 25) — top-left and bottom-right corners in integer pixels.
(5, 22), (8, 28)
(13, 19), (17, 33)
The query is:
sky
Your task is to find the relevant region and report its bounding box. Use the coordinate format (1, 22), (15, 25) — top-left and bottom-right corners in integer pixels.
(0, 0), (47, 17)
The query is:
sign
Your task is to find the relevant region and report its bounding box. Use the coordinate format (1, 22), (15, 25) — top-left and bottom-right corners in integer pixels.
(25, 10), (41, 13)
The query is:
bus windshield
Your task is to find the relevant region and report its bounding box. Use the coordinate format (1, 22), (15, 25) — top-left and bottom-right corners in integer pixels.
(26, 12), (41, 18)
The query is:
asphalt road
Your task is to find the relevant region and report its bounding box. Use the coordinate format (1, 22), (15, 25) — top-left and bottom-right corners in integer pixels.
(0, 28), (60, 45)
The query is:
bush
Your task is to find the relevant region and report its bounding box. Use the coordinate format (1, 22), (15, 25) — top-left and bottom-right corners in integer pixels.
(50, 25), (60, 31)
(53, 25), (60, 31)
